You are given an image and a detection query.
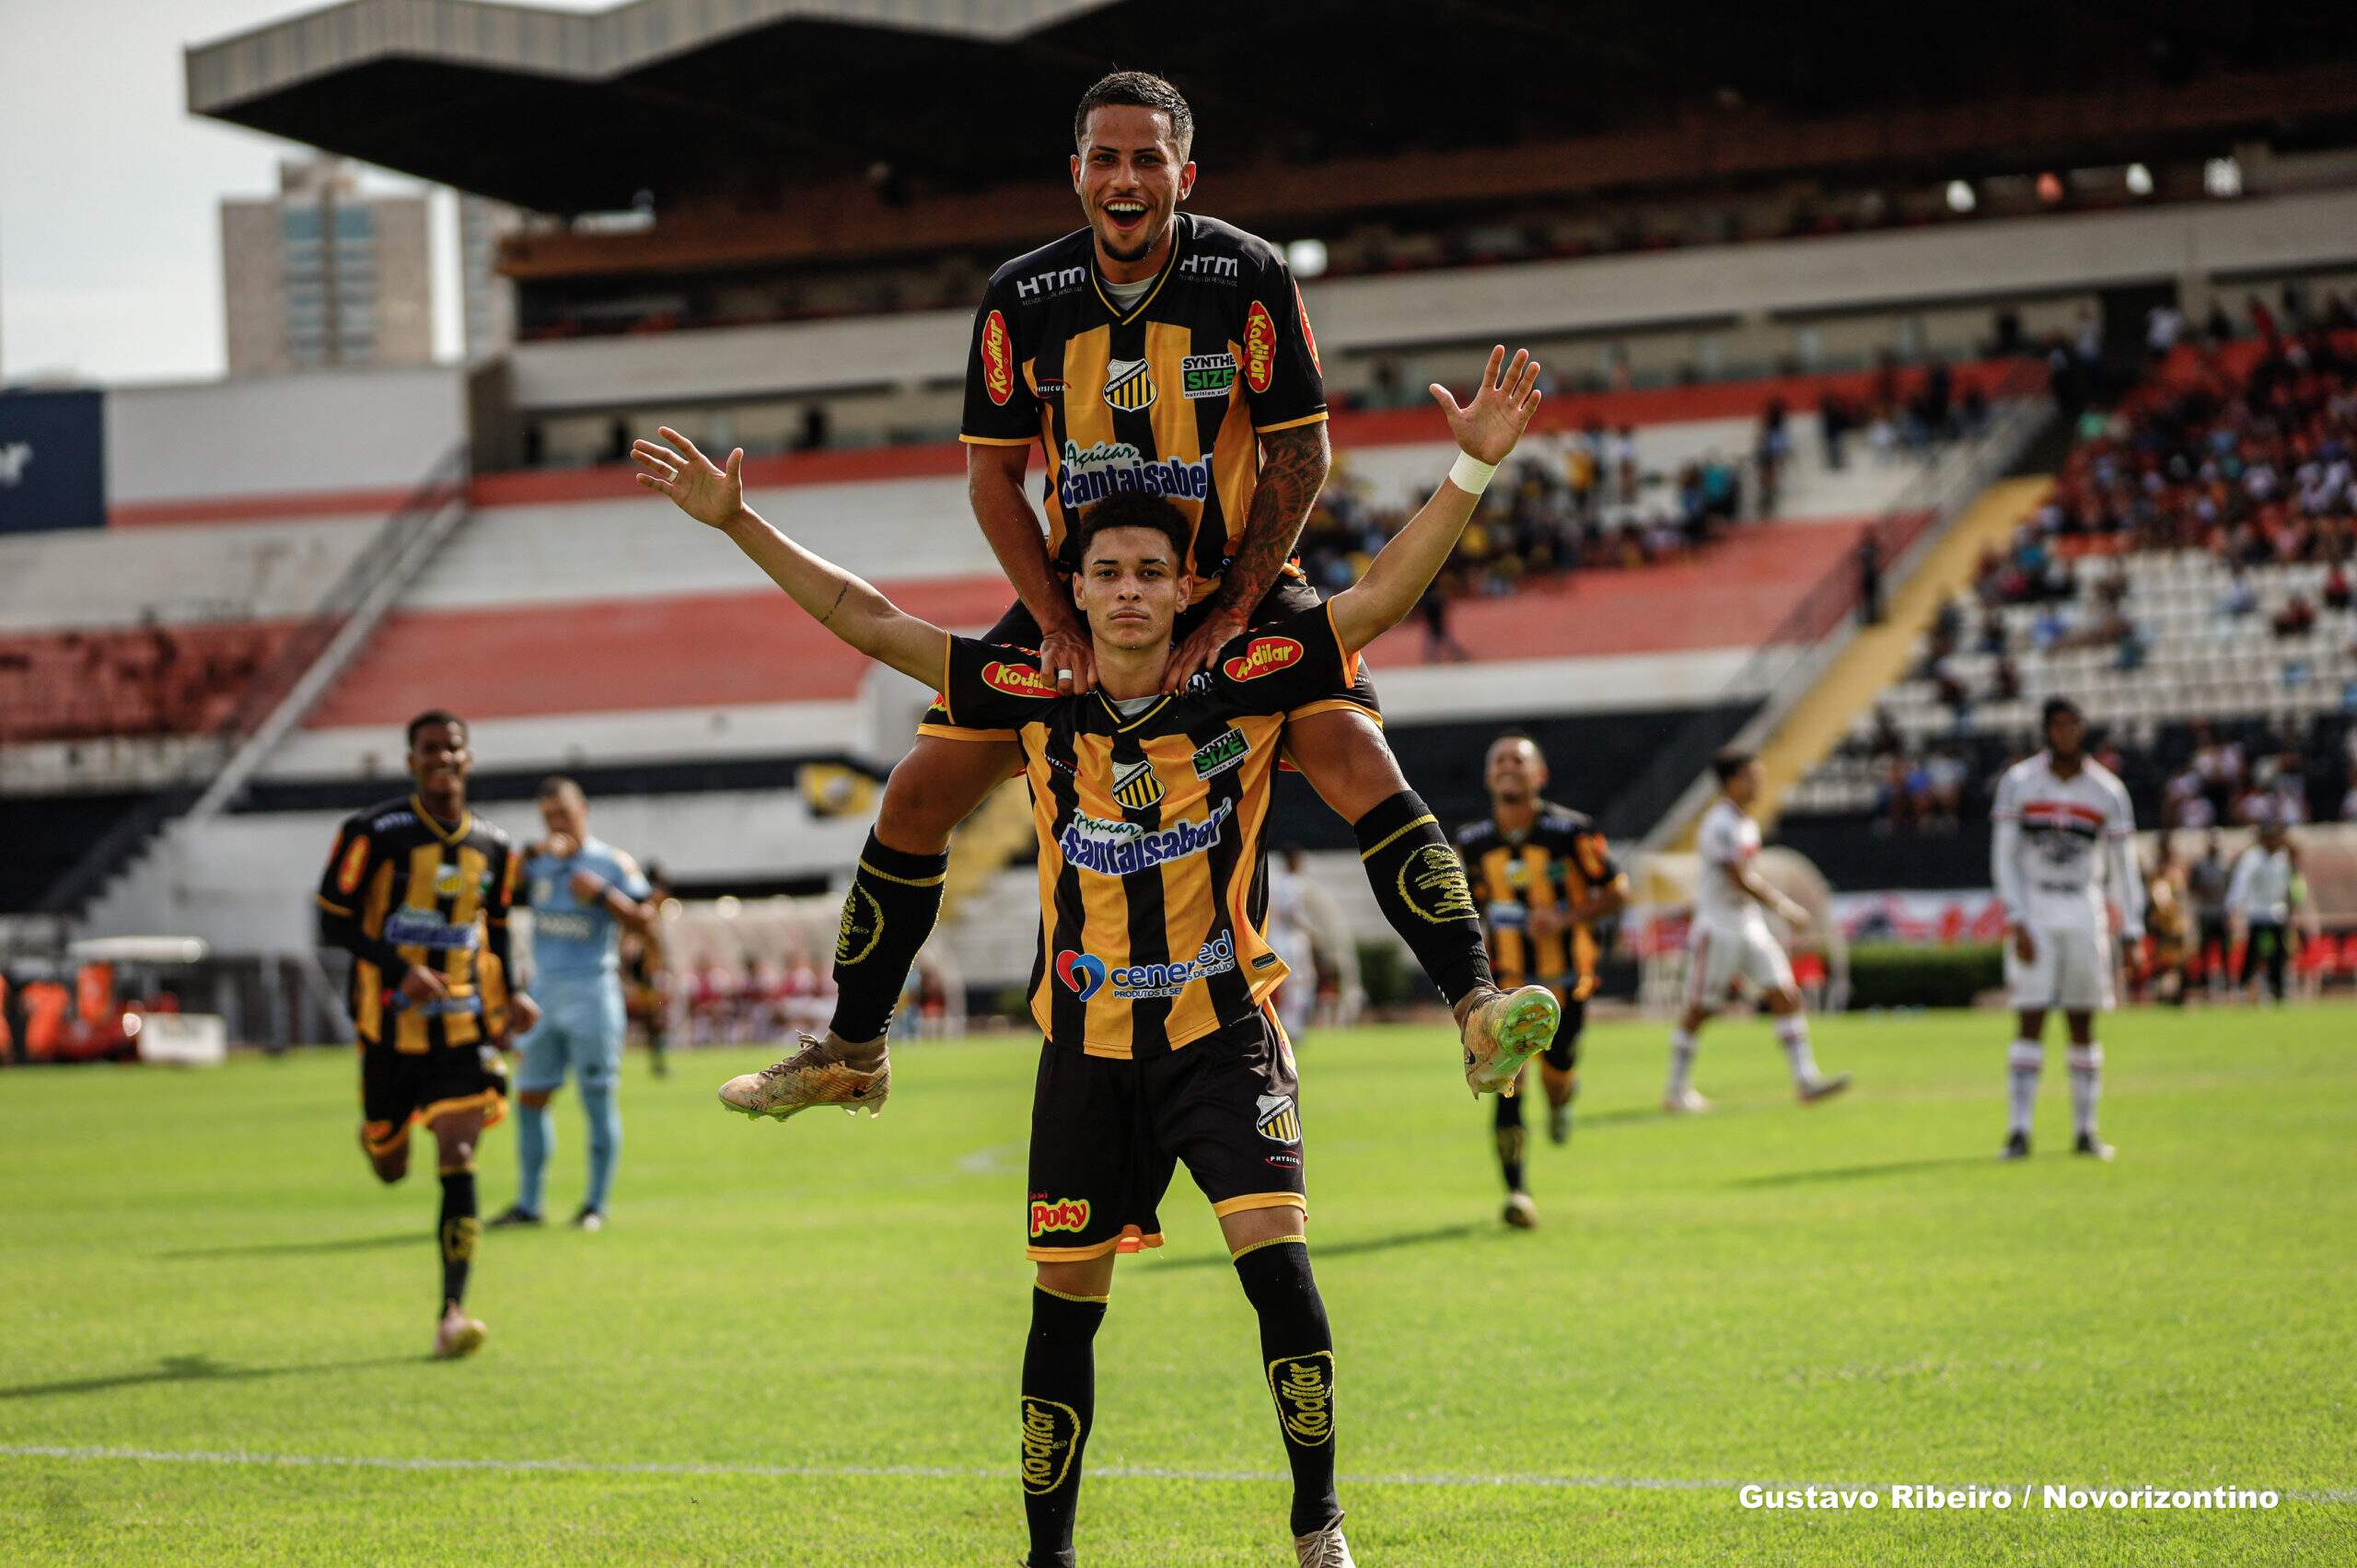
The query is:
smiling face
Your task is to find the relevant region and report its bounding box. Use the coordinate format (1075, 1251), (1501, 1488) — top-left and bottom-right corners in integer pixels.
(1072, 525), (1192, 654)
(1484, 737), (1547, 809)
(408, 721), (470, 806)
(1071, 104), (1194, 273)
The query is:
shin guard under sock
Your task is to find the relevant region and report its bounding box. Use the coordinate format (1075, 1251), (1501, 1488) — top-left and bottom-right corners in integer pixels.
(1352, 791), (1492, 1008)
(1234, 1237), (1340, 1538)
(828, 830), (948, 1044)
(1020, 1286), (1106, 1568)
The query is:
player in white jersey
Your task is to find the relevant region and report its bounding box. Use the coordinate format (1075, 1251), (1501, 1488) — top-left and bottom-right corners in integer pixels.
(1664, 750), (1852, 1113)
(1990, 698), (2143, 1162)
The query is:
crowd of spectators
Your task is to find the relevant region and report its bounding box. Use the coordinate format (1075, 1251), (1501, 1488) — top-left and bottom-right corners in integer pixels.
(0, 615), (272, 747)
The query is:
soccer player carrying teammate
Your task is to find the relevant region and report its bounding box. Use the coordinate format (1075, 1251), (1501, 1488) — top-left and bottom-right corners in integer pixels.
(1457, 732), (1627, 1228)
(777, 70), (1508, 1109)
(635, 346), (1556, 1568)
(313, 712), (539, 1358)
(489, 777), (656, 1233)
(1664, 750), (1850, 1114)
(1991, 698), (2143, 1161)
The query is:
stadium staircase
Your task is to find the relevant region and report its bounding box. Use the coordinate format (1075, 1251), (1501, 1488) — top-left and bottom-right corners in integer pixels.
(41, 449), (475, 921)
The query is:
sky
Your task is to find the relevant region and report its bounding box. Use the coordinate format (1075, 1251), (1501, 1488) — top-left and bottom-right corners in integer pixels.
(0, 0), (613, 388)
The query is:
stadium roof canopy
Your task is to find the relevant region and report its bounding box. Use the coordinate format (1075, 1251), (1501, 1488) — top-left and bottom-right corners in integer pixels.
(190, 0), (2357, 218)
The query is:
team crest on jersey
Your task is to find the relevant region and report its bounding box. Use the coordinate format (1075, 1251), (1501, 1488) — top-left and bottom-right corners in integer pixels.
(1190, 728), (1249, 780)
(1255, 1093), (1301, 1145)
(1182, 353), (1237, 400)
(1111, 758), (1165, 810)
(1223, 636), (1302, 682)
(981, 660), (1059, 699)
(1102, 357), (1156, 412)
(1294, 284), (1321, 373)
(980, 309), (1014, 406)
(1243, 300), (1278, 393)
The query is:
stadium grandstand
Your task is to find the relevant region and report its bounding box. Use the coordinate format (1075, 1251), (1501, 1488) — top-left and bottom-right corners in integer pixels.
(6, 0), (2357, 1043)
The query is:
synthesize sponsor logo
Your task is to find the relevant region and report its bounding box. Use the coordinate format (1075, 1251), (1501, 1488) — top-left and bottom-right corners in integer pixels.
(1222, 635), (1303, 683)
(1255, 1092), (1301, 1145)
(1268, 1352), (1335, 1446)
(1243, 301), (1277, 393)
(1057, 935), (1237, 1002)
(1181, 353), (1237, 400)
(1055, 439), (1212, 513)
(1294, 283), (1321, 373)
(1190, 727), (1249, 780)
(981, 659), (1060, 699)
(980, 309), (1015, 406)
(1102, 357), (1155, 412)
(335, 834), (370, 894)
(1058, 801), (1232, 876)
(1018, 1397), (1083, 1495)
(1028, 1197), (1091, 1237)
(1111, 758), (1165, 810)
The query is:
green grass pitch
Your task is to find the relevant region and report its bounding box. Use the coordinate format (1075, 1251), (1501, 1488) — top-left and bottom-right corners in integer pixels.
(3, 1007), (2351, 1564)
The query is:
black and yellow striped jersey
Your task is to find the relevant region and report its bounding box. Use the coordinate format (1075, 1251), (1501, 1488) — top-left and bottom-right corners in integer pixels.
(315, 795), (521, 1053)
(1455, 804), (1624, 1000)
(935, 603), (1354, 1058)
(958, 213), (1327, 601)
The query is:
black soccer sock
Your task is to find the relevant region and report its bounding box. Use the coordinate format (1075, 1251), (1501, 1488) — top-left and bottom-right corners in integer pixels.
(828, 831), (949, 1046)
(1352, 791), (1493, 1009)
(1234, 1238), (1340, 1538)
(1020, 1285), (1107, 1568)
(437, 1169), (478, 1310)
(1492, 1087), (1527, 1192)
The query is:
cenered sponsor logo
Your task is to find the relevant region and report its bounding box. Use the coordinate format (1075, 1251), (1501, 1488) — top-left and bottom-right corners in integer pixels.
(980, 309), (1015, 406)
(1019, 1398), (1083, 1495)
(1190, 727), (1249, 780)
(1222, 636), (1303, 683)
(1111, 758), (1165, 810)
(1181, 353), (1237, 400)
(1268, 1352), (1334, 1446)
(1058, 935), (1237, 1002)
(1243, 300), (1278, 393)
(981, 659), (1059, 699)
(1102, 356), (1155, 412)
(1028, 1196), (1091, 1236)
(1054, 949), (1108, 1001)
(1058, 800), (1232, 876)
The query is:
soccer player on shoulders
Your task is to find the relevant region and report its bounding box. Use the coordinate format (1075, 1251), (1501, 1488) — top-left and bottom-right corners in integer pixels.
(1664, 750), (1850, 1114)
(784, 70), (1508, 1117)
(1991, 698), (2143, 1161)
(1457, 732), (1628, 1229)
(636, 346), (1556, 1568)
(313, 712), (539, 1358)
(489, 777), (656, 1234)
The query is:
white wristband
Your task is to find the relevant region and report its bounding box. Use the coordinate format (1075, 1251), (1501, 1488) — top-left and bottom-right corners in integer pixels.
(1448, 451), (1498, 496)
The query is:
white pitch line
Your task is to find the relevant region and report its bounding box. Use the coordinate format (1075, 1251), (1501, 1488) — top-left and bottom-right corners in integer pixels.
(1, 1445), (2348, 1504)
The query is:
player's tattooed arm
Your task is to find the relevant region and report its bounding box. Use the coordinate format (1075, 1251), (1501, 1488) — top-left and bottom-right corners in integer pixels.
(632, 427), (951, 689)
(1159, 424), (1329, 691)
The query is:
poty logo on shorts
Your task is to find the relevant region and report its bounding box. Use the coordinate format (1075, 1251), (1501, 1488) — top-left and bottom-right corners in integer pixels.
(981, 660), (1059, 699)
(1059, 801), (1233, 876)
(1028, 1196), (1091, 1236)
(1055, 949), (1108, 1001)
(1055, 439), (1211, 514)
(1057, 935), (1237, 1002)
(980, 309), (1015, 406)
(1222, 636), (1302, 683)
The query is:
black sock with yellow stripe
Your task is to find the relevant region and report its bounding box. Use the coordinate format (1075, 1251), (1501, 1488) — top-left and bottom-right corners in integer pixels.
(1235, 1237), (1340, 1538)
(1020, 1285), (1106, 1568)
(827, 830), (949, 1045)
(437, 1169), (478, 1309)
(1353, 790), (1493, 1009)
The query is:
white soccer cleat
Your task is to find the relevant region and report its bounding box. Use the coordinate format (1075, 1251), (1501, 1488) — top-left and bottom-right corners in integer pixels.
(1295, 1512), (1356, 1567)
(1661, 1086), (1712, 1115)
(432, 1308), (487, 1361)
(1797, 1072), (1852, 1105)
(718, 1035), (889, 1122)
(1461, 985), (1562, 1098)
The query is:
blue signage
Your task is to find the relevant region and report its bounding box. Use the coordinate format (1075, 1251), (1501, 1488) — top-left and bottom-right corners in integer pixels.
(0, 389), (107, 534)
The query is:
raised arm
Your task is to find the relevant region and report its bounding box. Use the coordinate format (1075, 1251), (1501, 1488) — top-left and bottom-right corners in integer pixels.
(1329, 346), (1542, 654)
(634, 428), (948, 688)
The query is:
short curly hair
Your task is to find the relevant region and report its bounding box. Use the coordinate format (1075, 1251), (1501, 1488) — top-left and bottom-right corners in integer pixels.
(1070, 493), (1191, 572)
(1074, 70), (1193, 162)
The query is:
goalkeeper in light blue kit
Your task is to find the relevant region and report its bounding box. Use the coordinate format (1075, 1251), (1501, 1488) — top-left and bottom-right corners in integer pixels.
(490, 776), (656, 1232)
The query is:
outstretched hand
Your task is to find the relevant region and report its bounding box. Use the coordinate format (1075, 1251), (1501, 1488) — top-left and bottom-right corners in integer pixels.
(1429, 345), (1543, 466)
(633, 427), (744, 528)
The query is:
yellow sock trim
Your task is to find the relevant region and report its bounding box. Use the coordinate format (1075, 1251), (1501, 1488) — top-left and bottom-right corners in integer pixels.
(1358, 813), (1437, 862)
(1033, 1283), (1110, 1306)
(1229, 1234), (1307, 1262)
(858, 858), (946, 889)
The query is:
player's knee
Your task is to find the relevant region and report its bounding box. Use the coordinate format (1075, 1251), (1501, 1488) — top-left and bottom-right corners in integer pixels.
(519, 1087), (555, 1110)
(367, 1148), (407, 1184)
(1219, 1203), (1307, 1258)
(1034, 1258), (1116, 1300)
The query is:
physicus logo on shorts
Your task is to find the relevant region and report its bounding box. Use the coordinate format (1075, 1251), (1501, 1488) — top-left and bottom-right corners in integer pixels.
(981, 659), (1059, 699)
(335, 833), (370, 894)
(1190, 727), (1249, 781)
(1399, 843), (1479, 923)
(1223, 636), (1303, 683)
(1056, 439), (1212, 513)
(1058, 935), (1237, 1003)
(1059, 801), (1232, 876)
(1294, 283), (1321, 373)
(980, 309), (1014, 406)
(1182, 353), (1238, 400)
(1028, 1195), (1091, 1237)
(1019, 1397), (1083, 1496)
(1102, 356), (1155, 412)
(1267, 1351), (1334, 1446)
(1243, 301), (1278, 393)
(1255, 1092), (1301, 1145)
(1111, 758), (1165, 810)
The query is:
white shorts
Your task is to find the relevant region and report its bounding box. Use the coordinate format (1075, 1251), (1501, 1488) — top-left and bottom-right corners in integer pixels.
(1687, 923), (1794, 1008)
(2004, 924), (2116, 1013)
